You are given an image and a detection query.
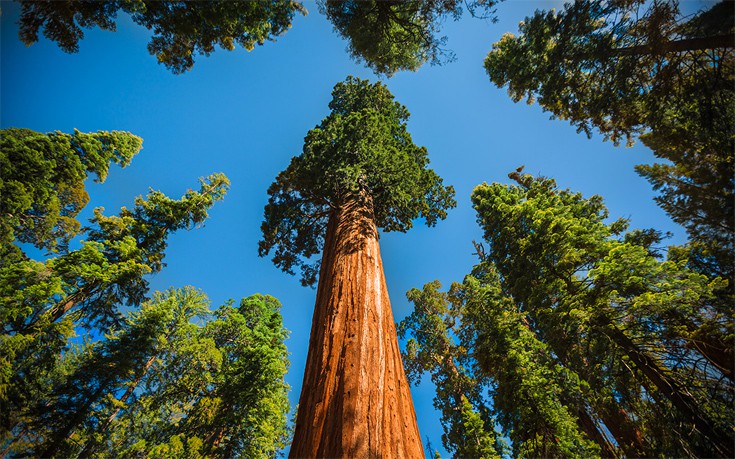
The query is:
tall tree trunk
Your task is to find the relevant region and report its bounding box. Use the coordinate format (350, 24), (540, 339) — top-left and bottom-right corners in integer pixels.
(289, 195), (424, 458)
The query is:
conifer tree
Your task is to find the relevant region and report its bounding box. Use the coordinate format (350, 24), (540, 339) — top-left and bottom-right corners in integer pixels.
(259, 76), (455, 457)
(16, 0), (306, 73)
(469, 170), (733, 458)
(484, 0), (734, 292)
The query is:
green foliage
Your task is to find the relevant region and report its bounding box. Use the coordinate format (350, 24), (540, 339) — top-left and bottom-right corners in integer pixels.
(398, 280), (504, 459)
(17, 0), (306, 73)
(403, 170), (733, 458)
(463, 272), (600, 459)
(468, 170), (733, 457)
(0, 128), (296, 458)
(0, 171), (229, 453)
(104, 293), (291, 459)
(484, 0), (734, 290)
(5, 288), (291, 459)
(321, 0), (500, 76)
(0, 127), (142, 258)
(259, 76), (455, 285)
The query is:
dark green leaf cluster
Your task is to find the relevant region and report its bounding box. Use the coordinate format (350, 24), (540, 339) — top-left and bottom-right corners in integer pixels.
(1, 128), (142, 258)
(321, 0), (500, 76)
(468, 171), (732, 457)
(484, 0), (734, 293)
(18, 0), (306, 73)
(259, 77), (455, 286)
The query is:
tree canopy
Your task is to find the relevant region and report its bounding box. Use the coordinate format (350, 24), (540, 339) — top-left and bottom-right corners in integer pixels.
(0, 127), (142, 258)
(402, 170), (734, 457)
(321, 0), (500, 76)
(0, 127), (294, 458)
(470, 170), (732, 457)
(17, 0), (306, 73)
(484, 0), (734, 292)
(16, 0), (506, 76)
(259, 76), (456, 286)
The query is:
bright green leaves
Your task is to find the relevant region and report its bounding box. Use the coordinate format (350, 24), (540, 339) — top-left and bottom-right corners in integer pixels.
(12, 288), (291, 459)
(321, 0), (501, 76)
(18, 1), (306, 73)
(398, 280), (505, 458)
(259, 76), (455, 286)
(461, 272), (600, 459)
(0, 128), (142, 257)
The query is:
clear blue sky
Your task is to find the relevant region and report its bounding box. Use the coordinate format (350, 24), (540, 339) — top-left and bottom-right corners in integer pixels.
(2, 1), (696, 456)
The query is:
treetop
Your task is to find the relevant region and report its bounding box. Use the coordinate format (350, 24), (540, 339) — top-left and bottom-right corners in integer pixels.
(259, 76), (456, 286)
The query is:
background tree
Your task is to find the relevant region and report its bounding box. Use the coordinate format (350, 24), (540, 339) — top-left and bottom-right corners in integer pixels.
(103, 294), (291, 459)
(0, 128), (231, 453)
(403, 170), (733, 458)
(16, 0), (306, 73)
(259, 76), (456, 457)
(1, 173), (229, 452)
(5, 288), (291, 459)
(484, 0), (734, 292)
(0, 127), (142, 260)
(321, 0), (501, 76)
(469, 170), (733, 457)
(397, 281), (504, 459)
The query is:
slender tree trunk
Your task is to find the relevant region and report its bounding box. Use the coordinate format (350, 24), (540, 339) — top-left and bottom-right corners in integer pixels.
(570, 404), (620, 459)
(596, 403), (647, 458)
(289, 194), (423, 458)
(688, 324), (734, 381)
(40, 385), (107, 458)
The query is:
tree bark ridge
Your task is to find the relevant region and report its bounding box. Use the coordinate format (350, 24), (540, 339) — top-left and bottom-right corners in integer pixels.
(289, 195), (423, 458)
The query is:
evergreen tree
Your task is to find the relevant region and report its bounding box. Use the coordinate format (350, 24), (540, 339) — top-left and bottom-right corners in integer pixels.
(0, 128), (231, 454)
(398, 281), (504, 459)
(0, 128), (142, 260)
(17, 0), (306, 73)
(259, 76), (455, 457)
(469, 170), (733, 457)
(321, 0), (501, 76)
(105, 294), (291, 459)
(484, 0), (734, 291)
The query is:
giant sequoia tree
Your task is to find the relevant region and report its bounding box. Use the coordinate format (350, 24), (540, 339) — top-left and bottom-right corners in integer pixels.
(259, 76), (455, 457)
(484, 0), (734, 292)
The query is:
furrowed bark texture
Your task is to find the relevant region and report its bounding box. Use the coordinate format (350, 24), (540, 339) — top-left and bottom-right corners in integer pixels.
(289, 196), (423, 459)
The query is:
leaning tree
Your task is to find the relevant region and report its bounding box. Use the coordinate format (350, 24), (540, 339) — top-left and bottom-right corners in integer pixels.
(259, 76), (455, 458)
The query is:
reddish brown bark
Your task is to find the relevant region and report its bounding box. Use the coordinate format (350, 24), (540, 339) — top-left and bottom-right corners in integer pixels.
(289, 195), (424, 459)
(596, 403), (646, 458)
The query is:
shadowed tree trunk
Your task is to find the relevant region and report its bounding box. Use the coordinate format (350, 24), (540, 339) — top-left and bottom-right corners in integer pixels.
(289, 194), (424, 458)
